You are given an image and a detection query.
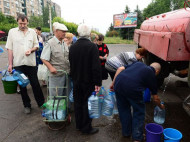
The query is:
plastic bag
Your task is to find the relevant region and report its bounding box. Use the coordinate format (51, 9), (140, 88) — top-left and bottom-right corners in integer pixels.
(37, 64), (48, 81)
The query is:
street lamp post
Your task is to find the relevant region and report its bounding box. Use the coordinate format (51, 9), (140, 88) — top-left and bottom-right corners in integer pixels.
(48, 0), (53, 34)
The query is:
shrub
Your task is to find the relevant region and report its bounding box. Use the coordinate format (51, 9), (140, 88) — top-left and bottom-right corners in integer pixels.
(106, 30), (119, 37)
(52, 17), (78, 34)
(0, 23), (17, 34)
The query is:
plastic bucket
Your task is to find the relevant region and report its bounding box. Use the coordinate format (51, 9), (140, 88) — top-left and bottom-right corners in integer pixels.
(2, 79), (17, 94)
(163, 128), (182, 142)
(145, 123), (164, 142)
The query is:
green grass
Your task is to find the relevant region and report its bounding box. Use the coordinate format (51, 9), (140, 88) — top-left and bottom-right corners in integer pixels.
(104, 37), (135, 44)
(0, 41), (6, 45)
(0, 37), (135, 45)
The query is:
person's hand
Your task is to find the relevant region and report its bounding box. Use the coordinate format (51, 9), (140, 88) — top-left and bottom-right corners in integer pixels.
(25, 49), (32, 56)
(8, 65), (13, 73)
(100, 56), (104, 60)
(110, 83), (114, 91)
(103, 56), (107, 60)
(49, 67), (57, 74)
(95, 85), (101, 93)
(160, 103), (165, 109)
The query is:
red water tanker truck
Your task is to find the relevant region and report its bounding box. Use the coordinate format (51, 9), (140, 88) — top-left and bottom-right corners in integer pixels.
(134, 5), (190, 87)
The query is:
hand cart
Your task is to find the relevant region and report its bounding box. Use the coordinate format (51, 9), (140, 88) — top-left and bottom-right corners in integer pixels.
(42, 70), (71, 130)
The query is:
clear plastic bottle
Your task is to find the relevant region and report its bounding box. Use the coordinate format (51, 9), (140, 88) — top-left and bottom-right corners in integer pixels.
(99, 87), (107, 103)
(69, 81), (74, 102)
(88, 91), (100, 118)
(12, 69), (30, 87)
(42, 109), (66, 120)
(102, 91), (114, 116)
(112, 92), (119, 114)
(0, 46), (4, 54)
(154, 102), (165, 124)
(1, 70), (10, 76)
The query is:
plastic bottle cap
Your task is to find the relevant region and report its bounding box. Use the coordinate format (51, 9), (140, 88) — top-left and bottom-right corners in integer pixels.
(42, 113), (45, 117)
(12, 69), (16, 74)
(18, 81), (23, 86)
(92, 91), (96, 96)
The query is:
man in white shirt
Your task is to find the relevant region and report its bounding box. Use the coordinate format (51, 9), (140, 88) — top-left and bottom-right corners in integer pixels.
(6, 14), (44, 114)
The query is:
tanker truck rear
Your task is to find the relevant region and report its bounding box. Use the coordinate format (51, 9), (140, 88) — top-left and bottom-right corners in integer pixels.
(134, 7), (190, 87)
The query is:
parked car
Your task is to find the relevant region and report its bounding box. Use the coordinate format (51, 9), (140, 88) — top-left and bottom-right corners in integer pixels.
(0, 31), (7, 41)
(41, 32), (53, 43)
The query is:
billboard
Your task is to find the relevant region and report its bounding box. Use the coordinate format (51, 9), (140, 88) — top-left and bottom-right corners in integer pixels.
(113, 12), (137, 28)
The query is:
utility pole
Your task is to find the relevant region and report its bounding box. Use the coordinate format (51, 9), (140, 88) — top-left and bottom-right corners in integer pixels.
(48, 0), (53, 34)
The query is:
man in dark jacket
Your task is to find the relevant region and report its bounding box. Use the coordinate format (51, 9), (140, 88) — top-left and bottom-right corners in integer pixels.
(69, 24), (102, 135)
(110, 62), (164, 142)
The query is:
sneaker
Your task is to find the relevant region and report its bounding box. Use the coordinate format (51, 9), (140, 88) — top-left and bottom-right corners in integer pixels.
(82, 128), (99, 135)
(24, 107), (31, 114)
(17, 90), (21, 94)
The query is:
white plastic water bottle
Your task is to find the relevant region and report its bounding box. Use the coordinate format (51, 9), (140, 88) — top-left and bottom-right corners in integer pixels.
(102, 91), (114, 116)
(12, 69), (30, 87)
(88, 91), (100, 118)
(154, 102), (165, 124)
(42, 109), (66, 120)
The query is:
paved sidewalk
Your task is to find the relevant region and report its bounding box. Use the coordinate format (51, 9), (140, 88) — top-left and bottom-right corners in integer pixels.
(0, 44), (136, 142)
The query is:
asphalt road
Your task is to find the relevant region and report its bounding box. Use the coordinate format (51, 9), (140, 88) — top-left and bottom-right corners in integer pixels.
(0, 44), (190, 142)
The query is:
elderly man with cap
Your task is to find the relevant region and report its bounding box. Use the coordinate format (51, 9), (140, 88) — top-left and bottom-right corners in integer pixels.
(41, 22), (69, 97)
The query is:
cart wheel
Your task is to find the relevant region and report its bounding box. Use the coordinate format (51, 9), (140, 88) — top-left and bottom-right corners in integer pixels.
(68, 114), (72, 123)
(48, 122), (66, 131)
(45, 121), (49, 125)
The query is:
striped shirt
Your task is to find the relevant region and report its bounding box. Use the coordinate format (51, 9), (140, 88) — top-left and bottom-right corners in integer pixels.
(105, 52), (137, 72)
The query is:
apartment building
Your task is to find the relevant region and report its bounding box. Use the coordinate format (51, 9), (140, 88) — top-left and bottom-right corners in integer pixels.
(0, 0), (61, 18)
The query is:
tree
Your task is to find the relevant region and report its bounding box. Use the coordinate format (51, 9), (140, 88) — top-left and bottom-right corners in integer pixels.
(143, 0), (171, 19)
(6, 16), (16, 24)
(52, 17), (78, 34)
(42, 6), (57, 28)
(134, 5), (144, 29)
(29, 16), (43, 28)
(124, 5), (130, 13)
(171, 0), (185, 10)
(108, 23), (114, 31)
(0, 12), (6, 23)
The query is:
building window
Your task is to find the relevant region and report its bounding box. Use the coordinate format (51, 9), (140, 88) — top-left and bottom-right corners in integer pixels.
(4, 8), (10, 14)
(4, 2), (10, 8)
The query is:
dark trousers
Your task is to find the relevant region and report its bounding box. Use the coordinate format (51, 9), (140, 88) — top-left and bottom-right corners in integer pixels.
(106, 70), (116, 81)
(73, 81), (94, 132)
(115, 90), (145, 141)
(14, 65), (44, 108)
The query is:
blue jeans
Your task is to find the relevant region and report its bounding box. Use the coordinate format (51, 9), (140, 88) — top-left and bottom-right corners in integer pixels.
(115, 90), (145, 141)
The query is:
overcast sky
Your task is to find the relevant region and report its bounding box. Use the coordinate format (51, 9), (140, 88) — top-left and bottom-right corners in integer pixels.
(52, 0), (152, 34)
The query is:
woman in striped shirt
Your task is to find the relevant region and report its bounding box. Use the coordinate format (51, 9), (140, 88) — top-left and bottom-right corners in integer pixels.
(105, 48), (147, 80)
